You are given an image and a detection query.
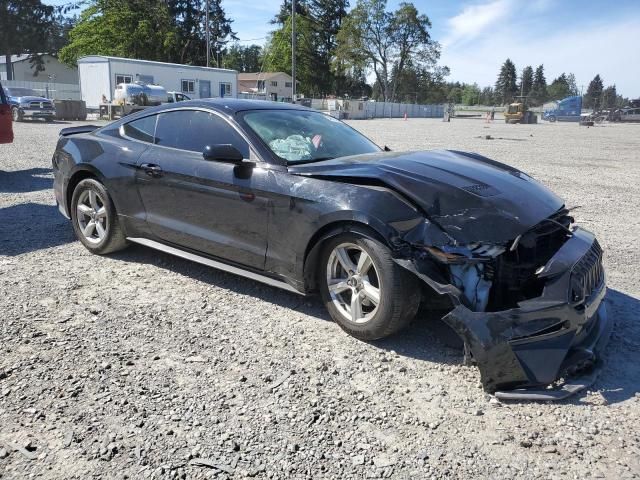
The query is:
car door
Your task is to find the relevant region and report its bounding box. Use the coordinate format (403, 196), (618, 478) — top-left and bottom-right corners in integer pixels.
(134, 108), (269, 269)
(0, 84), (14, 144)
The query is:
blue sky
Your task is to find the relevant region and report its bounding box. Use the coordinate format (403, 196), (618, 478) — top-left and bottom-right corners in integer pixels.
(44, 0), (640, 96)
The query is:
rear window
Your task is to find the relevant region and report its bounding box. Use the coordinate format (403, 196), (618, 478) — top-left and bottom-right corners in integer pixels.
(122, 115), (157, 143)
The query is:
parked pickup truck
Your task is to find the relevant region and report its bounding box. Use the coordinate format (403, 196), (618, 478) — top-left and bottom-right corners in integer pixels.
(2, 87), (56, 122)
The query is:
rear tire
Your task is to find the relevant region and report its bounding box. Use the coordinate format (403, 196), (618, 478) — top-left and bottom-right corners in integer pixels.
(70, 178), (128, 254)
(318, 233), (420, 341)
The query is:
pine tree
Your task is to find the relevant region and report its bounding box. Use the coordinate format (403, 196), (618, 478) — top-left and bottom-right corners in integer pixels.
(601, 85), (617, 108)
(519, 66), (533, 97)
(548, 73), (571, 100)
(530, 64), (547, 105)
(494, 58), (517, 105)
(566, 73), (579, 96)
(309, 0), (349, 94)
(584, 74), (604, 109)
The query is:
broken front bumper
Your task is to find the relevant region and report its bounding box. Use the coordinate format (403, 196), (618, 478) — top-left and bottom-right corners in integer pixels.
(419, 228), (611, 398)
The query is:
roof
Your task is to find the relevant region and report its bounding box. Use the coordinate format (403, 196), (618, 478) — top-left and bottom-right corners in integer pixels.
(237, 72), (292, 81)
(77, 55), (237, 75)
(120, 98), (310, 121)
(0, 54), (56, 65)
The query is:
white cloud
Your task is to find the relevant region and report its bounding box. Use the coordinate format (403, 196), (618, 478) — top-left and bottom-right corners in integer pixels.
(443, 0), (514, 47)
(440, 6), (640, 98)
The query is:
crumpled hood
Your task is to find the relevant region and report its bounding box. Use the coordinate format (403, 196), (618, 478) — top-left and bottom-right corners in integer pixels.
(289, 150), (564, 244)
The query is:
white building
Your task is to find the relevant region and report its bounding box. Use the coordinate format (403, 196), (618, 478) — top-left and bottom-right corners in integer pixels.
(78, 55), (238, 109)
(0, 54), (78, 84)
(238, 72), (294, 102)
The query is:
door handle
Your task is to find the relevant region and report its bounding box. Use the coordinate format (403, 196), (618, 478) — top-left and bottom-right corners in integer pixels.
(141, 163), (163, 177)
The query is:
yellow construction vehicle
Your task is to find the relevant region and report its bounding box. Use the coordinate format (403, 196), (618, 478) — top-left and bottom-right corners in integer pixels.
(504, 96), (538, 124)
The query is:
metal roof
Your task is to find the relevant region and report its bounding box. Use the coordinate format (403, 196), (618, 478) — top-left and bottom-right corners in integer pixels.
(77, 55), (237, 74)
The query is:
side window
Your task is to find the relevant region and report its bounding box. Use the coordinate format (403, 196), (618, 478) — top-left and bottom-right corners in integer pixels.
(122, 115), (157, 143)
(181, 80), (195, 93)
(155, 110), (250, 157)
(115, 74), (132, 85)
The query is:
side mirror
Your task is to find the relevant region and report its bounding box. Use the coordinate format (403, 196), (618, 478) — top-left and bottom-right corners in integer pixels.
(203, 144), (244, 164)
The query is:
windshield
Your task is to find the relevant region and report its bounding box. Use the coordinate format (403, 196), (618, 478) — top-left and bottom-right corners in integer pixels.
(243, 109), (381, 164)
(5, 87), (39, 97)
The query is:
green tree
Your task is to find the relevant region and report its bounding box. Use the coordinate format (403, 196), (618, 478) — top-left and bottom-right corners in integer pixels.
(59, 0), (177, 67)
(479, 86), (494, 105)
(461, 83), (480, 105)
(566, 73), (579, 96)
(263, 15), (316, 95)
(584, 74), (604, 109)
(494, 58), (517, 105)
(0, 0), (56, 80)
(530, 64), (547, 105)
(223, 44), (262, 72)
(309, 0), (350, 94)
(519, 66), (533, 97)
(547, 73), (571, 100)
(601, 84), (617, 109)
(335, 0), (440, 102)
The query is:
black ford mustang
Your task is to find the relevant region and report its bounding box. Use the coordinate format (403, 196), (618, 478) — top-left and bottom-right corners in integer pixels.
(52, 100), (611, 399)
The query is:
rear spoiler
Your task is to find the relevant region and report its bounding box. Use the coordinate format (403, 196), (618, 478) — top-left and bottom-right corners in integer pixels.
(59, 125), (101, 137)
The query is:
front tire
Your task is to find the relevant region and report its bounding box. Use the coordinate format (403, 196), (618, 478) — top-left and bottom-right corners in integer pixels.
(70, 178), (128, 254)
(319, 234), (420, 341)
(11, 107), (23, 122)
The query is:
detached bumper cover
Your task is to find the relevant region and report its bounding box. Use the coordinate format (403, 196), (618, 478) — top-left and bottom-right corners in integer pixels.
(413, 228), (611, 397)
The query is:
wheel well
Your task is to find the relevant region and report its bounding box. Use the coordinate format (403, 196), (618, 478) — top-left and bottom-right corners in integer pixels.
(302, 221), (388, 292)
(66, 170), (96, 215)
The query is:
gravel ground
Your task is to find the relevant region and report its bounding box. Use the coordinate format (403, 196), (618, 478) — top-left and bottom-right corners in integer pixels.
(1, 117), (639, 479)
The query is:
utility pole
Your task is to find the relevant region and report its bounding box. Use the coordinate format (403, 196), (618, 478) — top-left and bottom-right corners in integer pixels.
(291, 0), (296, 100)
(205, 0), (210, 68)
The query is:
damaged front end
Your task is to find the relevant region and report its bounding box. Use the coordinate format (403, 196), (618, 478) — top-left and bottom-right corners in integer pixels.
(397, 209), (611, 400)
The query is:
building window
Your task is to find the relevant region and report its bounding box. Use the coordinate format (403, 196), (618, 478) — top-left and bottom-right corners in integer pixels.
(220, 82), (232, 97)
(181, 79), (195, 93)
(270, 81), (278, 87)
(257, 80), (265, 91)
(285, 82), (292, 88)
(115, 74), (133, 85)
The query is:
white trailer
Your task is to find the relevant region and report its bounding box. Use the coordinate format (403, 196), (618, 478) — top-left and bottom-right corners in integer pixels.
(77, 55), (238, 109)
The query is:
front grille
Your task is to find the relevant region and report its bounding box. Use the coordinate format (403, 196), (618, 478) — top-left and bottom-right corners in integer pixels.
(29, 101), (53, 109)
(570, 240), (604, 303)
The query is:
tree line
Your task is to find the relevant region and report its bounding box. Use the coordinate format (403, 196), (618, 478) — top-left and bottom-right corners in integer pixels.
(489, 58), (627, 109)
(0, 0), (633, 107)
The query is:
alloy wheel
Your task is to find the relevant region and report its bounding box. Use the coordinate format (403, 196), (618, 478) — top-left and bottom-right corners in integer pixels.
(76, 189), (108, 244)
(326, 243), (381, 324)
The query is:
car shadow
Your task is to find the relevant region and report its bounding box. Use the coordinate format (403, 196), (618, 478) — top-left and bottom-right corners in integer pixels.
(577, 289), (640, 405)
(0, 202), (74, 255)
(0, 168), (53, 193)
(110, 244), (467, 368)
(110, 246), (639, 404)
